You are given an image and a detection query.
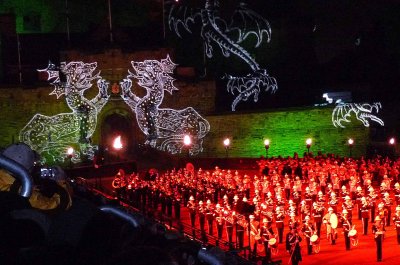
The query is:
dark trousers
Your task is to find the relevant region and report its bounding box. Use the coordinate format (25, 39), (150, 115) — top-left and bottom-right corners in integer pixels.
(344, 231), (351, 250)
(207, 220), (213, 235)
(190, 213), (196, 227)
(375, 234), (383, 261)
(316, 222), (322, 237)
(278, 227), (284, 243)
(237, 230), (244, 248)
(263, 242), (272, 262)
(226, 226), (234, 245)
(306, 237), (312, 254)
(217, 224), (223, 239)
(362, 217), (369, 235)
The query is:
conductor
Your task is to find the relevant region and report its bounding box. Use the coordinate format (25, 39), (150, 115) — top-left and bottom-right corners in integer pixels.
(286, 228), (302, 265)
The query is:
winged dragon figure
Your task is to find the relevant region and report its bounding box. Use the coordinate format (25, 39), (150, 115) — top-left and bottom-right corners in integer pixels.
(20, 62), (110, 164)
(169, 0), (277, 111)
(332, 102), (384, 128)
(120, 56), (210, 155)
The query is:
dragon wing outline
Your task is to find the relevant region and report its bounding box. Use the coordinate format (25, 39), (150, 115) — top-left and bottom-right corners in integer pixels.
(168, 4), (202, 38)
(226, 2), (272, 48)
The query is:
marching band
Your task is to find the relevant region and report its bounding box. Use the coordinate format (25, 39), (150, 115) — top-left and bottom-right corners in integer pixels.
(109, 155), (400, 264)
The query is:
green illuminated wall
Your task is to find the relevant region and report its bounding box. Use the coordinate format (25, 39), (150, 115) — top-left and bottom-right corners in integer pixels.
(0, 87), (370, 162)
(201, 107), (370, 158)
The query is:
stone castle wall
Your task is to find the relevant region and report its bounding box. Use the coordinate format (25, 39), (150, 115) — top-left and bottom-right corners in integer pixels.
(0, 86), (369, 159)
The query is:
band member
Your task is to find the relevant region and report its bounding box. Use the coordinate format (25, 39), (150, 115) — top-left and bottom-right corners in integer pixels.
(301, 216), (315, 255)
(360, 197), (370, 235)
(215, 204), (225, 241)
(205, 200), (214, 235)
(173, 192), (181, 220)
(323, 207), (337, 245)
(340, 185), (349, 201)
(112, 169), (127, 198)
(198, 200), (206, 235)
(355, 186), (364, 220)
(368, 187), (378, 223)
(304, 187), (313, 208)
(288, 212), (300, 231)
(317, 191), (326, 205)
(343, 195), (354, 221)
(394, 183), (400, 205)
(284, 175), (292, 200)
(300, 200), (310, 221)
(235, 214), (247, 249)
(276, 194), (286, 208)
(260, 218), (275, 264)
(288, 200), (297, 218)
(392, 206), (400, 244)
(225, 210), (235, 249)
(377, 202), (388, 230)
(382, 192), (392, 226)
(372, 216), (385, 262)
(328, 192), (338, 213)
(275, 206), (285, 243)
(341, 209), (352, 251)
(286, 228), (302, 265)
(249, 215), (260, 259)
(312, 202), (324, 237)
(292, 187), (301, 212)
(187, 196), (197, 228)
(165, 190), (173, 217)
(232, 194), (240, 212)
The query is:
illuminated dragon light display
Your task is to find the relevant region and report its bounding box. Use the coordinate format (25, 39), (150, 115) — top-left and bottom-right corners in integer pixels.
(169, 0), (277, 111)
(120, 56), (210, 155)
(332, 102), (384, 128)
(20, 61), (110, 163)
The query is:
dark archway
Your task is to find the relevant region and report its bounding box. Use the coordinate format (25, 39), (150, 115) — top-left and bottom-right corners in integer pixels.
(100, 112), (136, 161)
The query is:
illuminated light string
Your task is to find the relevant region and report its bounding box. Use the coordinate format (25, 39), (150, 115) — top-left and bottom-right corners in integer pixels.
(120, 55), (210, 155)
(332, 102), (384, 128)
(20, 61), (110, 164)
(168, 0), (277, 111)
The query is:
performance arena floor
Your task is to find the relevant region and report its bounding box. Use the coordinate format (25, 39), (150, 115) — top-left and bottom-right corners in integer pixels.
(86, 170), (400, 265)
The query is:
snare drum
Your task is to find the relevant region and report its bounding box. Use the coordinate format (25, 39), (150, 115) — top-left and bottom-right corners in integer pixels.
(310, 234), (319, 244)
(268, 238), (278, 248)
(349, 229), (358, 239)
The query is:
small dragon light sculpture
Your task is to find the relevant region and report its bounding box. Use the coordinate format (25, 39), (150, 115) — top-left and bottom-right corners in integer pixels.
(332, 102), (384, 128)
(120, 56), (210, 155)
(169, 0), (277, 111)
(20, 61), (110, 164)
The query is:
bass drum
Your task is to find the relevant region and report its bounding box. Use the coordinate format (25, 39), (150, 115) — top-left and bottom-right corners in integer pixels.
(330, 213), (338, 229)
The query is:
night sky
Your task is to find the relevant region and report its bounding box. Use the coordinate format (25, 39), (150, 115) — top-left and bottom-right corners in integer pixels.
(165, 0), (400, 112)
(1, 0), (399, 112)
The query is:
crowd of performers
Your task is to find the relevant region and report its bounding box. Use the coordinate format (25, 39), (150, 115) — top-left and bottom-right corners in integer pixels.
(111, 155), (400, 264)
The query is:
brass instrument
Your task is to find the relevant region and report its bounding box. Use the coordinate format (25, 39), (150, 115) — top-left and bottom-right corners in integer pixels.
(236, 215), (249, 228)
(225, 213), (235, 225)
